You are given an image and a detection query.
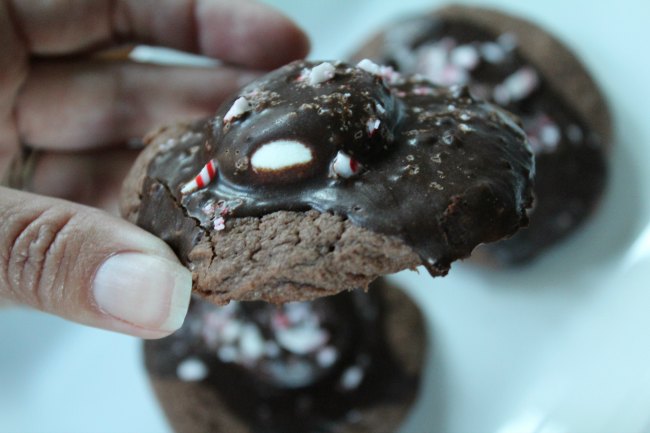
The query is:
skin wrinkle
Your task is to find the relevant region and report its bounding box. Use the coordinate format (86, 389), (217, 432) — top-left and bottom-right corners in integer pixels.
(49, 218), (71, 309)
(14, 213), (49, 307)
(0, 206), (45, 303)
(9, 208), (74, 310)
(8, 209), (45, 292)
(33, 211), (74, 311)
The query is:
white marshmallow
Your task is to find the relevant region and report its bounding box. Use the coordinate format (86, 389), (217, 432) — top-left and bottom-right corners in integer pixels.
(251, 140), (313, 171)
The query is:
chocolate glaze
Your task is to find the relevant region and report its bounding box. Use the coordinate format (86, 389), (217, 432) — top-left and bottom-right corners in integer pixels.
(140, 60), (533, 275)
(144, 283), (423, 433)
(353, 14), (608, 264)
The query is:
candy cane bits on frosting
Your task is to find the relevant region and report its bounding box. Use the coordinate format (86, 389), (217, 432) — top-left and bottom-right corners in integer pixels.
(181, 159), (218, 194)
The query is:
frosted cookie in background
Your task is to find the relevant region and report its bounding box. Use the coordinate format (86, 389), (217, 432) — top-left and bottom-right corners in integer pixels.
(351, 5), (611, 265)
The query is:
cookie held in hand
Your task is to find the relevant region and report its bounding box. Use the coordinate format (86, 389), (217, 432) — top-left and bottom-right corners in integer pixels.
(121, 59), (533, 303)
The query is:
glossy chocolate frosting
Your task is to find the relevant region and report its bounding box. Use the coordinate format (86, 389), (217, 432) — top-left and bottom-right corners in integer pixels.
(140, 60), (533, 275)
(352, 11), (608, 264)
(144, 283), (424, 433)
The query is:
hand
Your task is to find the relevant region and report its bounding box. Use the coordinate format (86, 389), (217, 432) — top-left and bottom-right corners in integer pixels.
(0, 0), (309, 338)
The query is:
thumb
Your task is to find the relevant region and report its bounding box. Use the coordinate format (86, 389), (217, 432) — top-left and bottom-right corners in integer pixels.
(0, 186), (191, 338)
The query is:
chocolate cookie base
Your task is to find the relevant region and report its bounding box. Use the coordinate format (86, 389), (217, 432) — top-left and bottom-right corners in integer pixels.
(121, 122), (420, 304)
(121, 60), (533, 303)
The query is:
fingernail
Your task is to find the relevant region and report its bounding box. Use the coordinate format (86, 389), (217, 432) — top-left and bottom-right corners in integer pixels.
(93, 253), (192, 332)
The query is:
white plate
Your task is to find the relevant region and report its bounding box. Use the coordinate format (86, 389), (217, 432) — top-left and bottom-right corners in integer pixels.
(2, 1), (650, 432)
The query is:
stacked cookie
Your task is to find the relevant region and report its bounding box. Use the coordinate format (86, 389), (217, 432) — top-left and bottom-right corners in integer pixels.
(122, 6), (610, 433)
(143, 279), (426, 433)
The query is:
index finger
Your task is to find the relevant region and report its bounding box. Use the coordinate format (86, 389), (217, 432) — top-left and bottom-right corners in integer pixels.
(8, 0), (310, 69)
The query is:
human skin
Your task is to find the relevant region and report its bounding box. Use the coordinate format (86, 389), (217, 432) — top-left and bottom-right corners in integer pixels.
(0, 0), (309, 338)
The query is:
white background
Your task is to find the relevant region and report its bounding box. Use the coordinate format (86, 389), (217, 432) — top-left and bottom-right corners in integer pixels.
(2, 0), (650, 432)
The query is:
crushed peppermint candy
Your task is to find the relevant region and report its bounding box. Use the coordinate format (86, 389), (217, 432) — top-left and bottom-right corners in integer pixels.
(450, 44), (480, 70)
(213, 216), (226, 231)
(306, 62), (336, 86)
(356, 58), (382, 75)
(220, 320), (243, 343)
(264, 341), (281, 358)
(526, 113), (562, 153)
(223, 96), (252, 123)
(193, 297), (335, 383)
(239, 324), (265, 362)
(275, 323), (329, 355)
(539, 124), (561, 148)
(340, 365), (364, 390)
(412, 86), (434, 96)
(181, 159), (218, 194)
(201, 201), (216, 216)
(366, 117), (381, 136)
(416, 41), (470, 86)
(216, 200), (228, 216)
(217, 345), (238, 363)
(316, 346), (339, 367)
(272, 303), (330, 355)
(481, 41), (507, 64)
(159, 138), (176, 152)
(493, 67), (540, 105)
(356, 58), (401, 84)
(176, 357), (208, 382)
(200, 200), (233, 231)
(330, 151), (361, 178)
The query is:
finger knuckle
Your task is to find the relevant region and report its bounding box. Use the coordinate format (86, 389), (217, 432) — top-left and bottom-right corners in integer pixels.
(1, 207), (76, 310)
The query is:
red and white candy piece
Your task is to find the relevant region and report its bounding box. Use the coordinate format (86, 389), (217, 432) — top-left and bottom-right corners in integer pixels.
(181, 159), (217, 194)
(366, 117), (380, 136)
(330, 151), (361, 178)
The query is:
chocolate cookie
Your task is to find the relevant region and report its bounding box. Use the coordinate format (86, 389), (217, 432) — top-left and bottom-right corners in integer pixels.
(351, 5), (610, 264)
(143, 279), (426, 433)
(121, 59), (533, 303)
